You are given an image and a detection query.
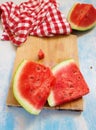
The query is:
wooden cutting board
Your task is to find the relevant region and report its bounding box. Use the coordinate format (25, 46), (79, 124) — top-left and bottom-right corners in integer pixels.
(6, 34), (83, 111)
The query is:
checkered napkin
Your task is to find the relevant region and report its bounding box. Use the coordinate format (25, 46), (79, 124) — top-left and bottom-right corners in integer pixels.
(0, 0), (72, 46)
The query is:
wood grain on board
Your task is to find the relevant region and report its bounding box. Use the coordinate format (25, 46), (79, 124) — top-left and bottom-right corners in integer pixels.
(6, 34), (83, 111)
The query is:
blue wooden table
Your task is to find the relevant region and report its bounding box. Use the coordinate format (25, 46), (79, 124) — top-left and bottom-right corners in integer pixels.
(0, 0), (96, 130)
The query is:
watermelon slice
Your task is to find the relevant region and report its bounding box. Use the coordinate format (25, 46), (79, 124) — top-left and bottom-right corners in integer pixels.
(48, 59), (89, 107)
(13, 60), (55, 115)
(67, 3), (96, 31)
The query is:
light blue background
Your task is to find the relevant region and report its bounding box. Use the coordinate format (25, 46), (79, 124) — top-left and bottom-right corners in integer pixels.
(0, 0), (96, 130)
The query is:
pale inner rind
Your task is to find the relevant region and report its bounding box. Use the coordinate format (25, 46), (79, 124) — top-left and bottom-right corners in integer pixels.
(48, 91), (55, 107)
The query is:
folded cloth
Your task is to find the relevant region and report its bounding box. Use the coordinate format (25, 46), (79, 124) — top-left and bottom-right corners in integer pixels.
(0, 0), (72, 46)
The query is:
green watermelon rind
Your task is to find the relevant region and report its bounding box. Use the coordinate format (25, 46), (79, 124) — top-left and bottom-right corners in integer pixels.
(13, 60), (41, 115)
(48, 59), (74, 107)
(67, 3), (96, 31)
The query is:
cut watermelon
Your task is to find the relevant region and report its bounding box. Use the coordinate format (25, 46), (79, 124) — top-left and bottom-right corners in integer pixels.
(13, 60), (55, 115)
(38, 49), (45, 60)
(67, 3), (96, 31)
(48, 59), (89, 107)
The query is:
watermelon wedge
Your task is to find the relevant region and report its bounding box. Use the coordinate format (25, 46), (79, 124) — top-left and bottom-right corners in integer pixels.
(67, 3), (96, 31)
(48, 59), (89, 107)
(13, 60), (55, 115)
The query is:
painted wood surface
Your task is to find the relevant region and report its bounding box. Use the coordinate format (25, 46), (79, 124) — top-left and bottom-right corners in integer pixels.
(0, 0), (96, 130)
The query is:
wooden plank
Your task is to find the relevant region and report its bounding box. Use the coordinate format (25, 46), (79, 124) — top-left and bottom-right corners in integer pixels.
(6, 34), (83, 111)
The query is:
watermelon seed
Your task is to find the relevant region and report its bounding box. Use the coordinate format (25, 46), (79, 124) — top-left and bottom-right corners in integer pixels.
(78, 76), (81, 80)
(36, 66), (41, 72)
(69, 92), (73, 96)
(73, 70), (77, 74)
(30, 76), (34, 79)
(69, 85), (73, 88)
(28, 74), (34, 79)
(36, 78), (40, 81)
(43, 67), (47, 72)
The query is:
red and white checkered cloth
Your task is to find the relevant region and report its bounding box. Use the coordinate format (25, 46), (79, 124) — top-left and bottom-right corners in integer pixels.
(0, 0), (72, 46)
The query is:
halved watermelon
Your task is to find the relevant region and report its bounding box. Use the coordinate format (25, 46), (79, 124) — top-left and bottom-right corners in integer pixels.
(67, 3), (96, 31)
(13, 60), (55, 115)
(48, 59), (89, 107)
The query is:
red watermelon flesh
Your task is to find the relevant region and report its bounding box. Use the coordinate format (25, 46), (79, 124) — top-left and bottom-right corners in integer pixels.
(48, 59), (89, 107)
(13, 60), (55, 115)
(68, 3), (96, 30)
(38, 49), (45, 59)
